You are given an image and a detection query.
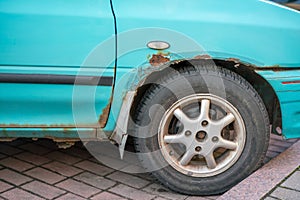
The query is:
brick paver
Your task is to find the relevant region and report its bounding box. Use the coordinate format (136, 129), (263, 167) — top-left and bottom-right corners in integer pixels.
(0, 181), (13, 193)
(15, 152), (51, 165)
(56, 179), (101, 198)
(25, 167), (65, 184)
(281, 170), (300, 191)
(75, 160), (114, 176)
(43, 161), (83, 177)
(0, 169), (32, 185)
(55, 193), (86, 200)
(74, 172), (116, 190)
(22, 180), (66, 199)
(1, 188), (43, 200)
(91, 191), (126, 200)
(45, 151), (82, 165)
(109, 184), (156, 200)
(0, 144), (22, 155)
(107, 171), (150, 189)
(0, 157), (34, 172)
(19, 143), (52, 155)
(142, 183), (188, 200)
(0, 136), (297, 200)
(269, 187), (299, 200)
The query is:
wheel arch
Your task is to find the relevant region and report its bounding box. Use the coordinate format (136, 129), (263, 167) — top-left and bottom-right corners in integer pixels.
(129, 59), (281, 135)
(112, 58), (282, 157)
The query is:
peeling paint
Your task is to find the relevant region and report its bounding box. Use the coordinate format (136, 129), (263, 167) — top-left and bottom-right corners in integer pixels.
(99, 97), (113, 128)
(194, 54), (212, 59)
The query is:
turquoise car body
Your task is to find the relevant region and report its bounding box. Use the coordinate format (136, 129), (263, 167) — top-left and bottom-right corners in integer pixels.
(0, 0), (299, 143)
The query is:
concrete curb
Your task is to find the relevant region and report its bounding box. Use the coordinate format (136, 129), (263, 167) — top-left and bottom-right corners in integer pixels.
(218, 140), (300, 200)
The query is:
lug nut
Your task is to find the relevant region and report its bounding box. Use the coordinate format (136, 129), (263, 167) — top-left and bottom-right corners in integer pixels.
(201, 120), (209, 126)
(212, 136), (219, 143)
(185, 130), (192, 136)
(195, 146), (202, 152)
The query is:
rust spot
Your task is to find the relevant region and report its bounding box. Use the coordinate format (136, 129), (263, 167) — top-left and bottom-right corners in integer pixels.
(0, 138), (16, 142)
(226, 58), (241, 63)
(99, 97), (112, 128)
(149, 53), (170, 66)
(194, 54), (212, 60)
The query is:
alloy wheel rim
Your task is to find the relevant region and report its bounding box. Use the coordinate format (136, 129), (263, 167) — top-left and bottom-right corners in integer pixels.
(158, 94), (246, 177)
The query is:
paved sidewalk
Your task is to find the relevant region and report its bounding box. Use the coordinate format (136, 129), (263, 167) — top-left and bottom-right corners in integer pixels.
(0, 134), (297, 200)
(219, 139), (300, 200)
(264, 166), (300, 200)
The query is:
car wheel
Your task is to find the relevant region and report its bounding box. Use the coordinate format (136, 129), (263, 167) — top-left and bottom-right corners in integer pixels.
(132, 64), (270, 195)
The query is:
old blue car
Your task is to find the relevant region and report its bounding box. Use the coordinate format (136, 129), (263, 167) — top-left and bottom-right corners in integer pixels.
(0, 0), (299, 195)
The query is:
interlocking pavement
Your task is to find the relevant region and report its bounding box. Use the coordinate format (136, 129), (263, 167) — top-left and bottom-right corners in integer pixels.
(0, 134), (297, 200)
(265, 168), (300, 200)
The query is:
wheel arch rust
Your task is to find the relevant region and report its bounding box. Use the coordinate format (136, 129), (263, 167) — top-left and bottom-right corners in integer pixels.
(128, 58), (282, 136)
(112, 57), (283, 158)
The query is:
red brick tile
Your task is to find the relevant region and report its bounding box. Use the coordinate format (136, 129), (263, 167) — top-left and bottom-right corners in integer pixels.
(75, 160), (114, 176)
(25, 167), (65, 184)
(74, 172), (116, 190)
(0, 144), (22, 155)
(22, 180), (66, 199)
(55, 193), (86, 200)
(19, 143), (52, 155)
(0, 169), (32, 185)
(45, 151), (82, 165)
(91, 191), (126, 200)
(0, 181), (13, 193)
(0, 157), (34, 172)
(1, 188), (43, 200)
(109, 184), (156, 200)
(107, 171), (150, 189)
(43, 161), (82, 177)
(15, 152), (51, 165)
(56, 179), (100, 198)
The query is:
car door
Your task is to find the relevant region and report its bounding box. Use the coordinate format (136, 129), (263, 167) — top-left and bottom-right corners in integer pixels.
(0, 0), (115, 129)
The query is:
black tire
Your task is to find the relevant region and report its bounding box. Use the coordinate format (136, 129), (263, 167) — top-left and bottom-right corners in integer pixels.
(132, 63), (270, 195)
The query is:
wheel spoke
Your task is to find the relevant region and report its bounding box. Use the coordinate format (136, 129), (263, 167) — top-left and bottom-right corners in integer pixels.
(174, 108), (191, 125)
(218, 113), (235, 128)
(179, 151), (194, 166)
(164, 134), (183, 144)
(200, 99), (210, 119)
(219, 139), (238, 150)
(204, 152), (217, 169)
